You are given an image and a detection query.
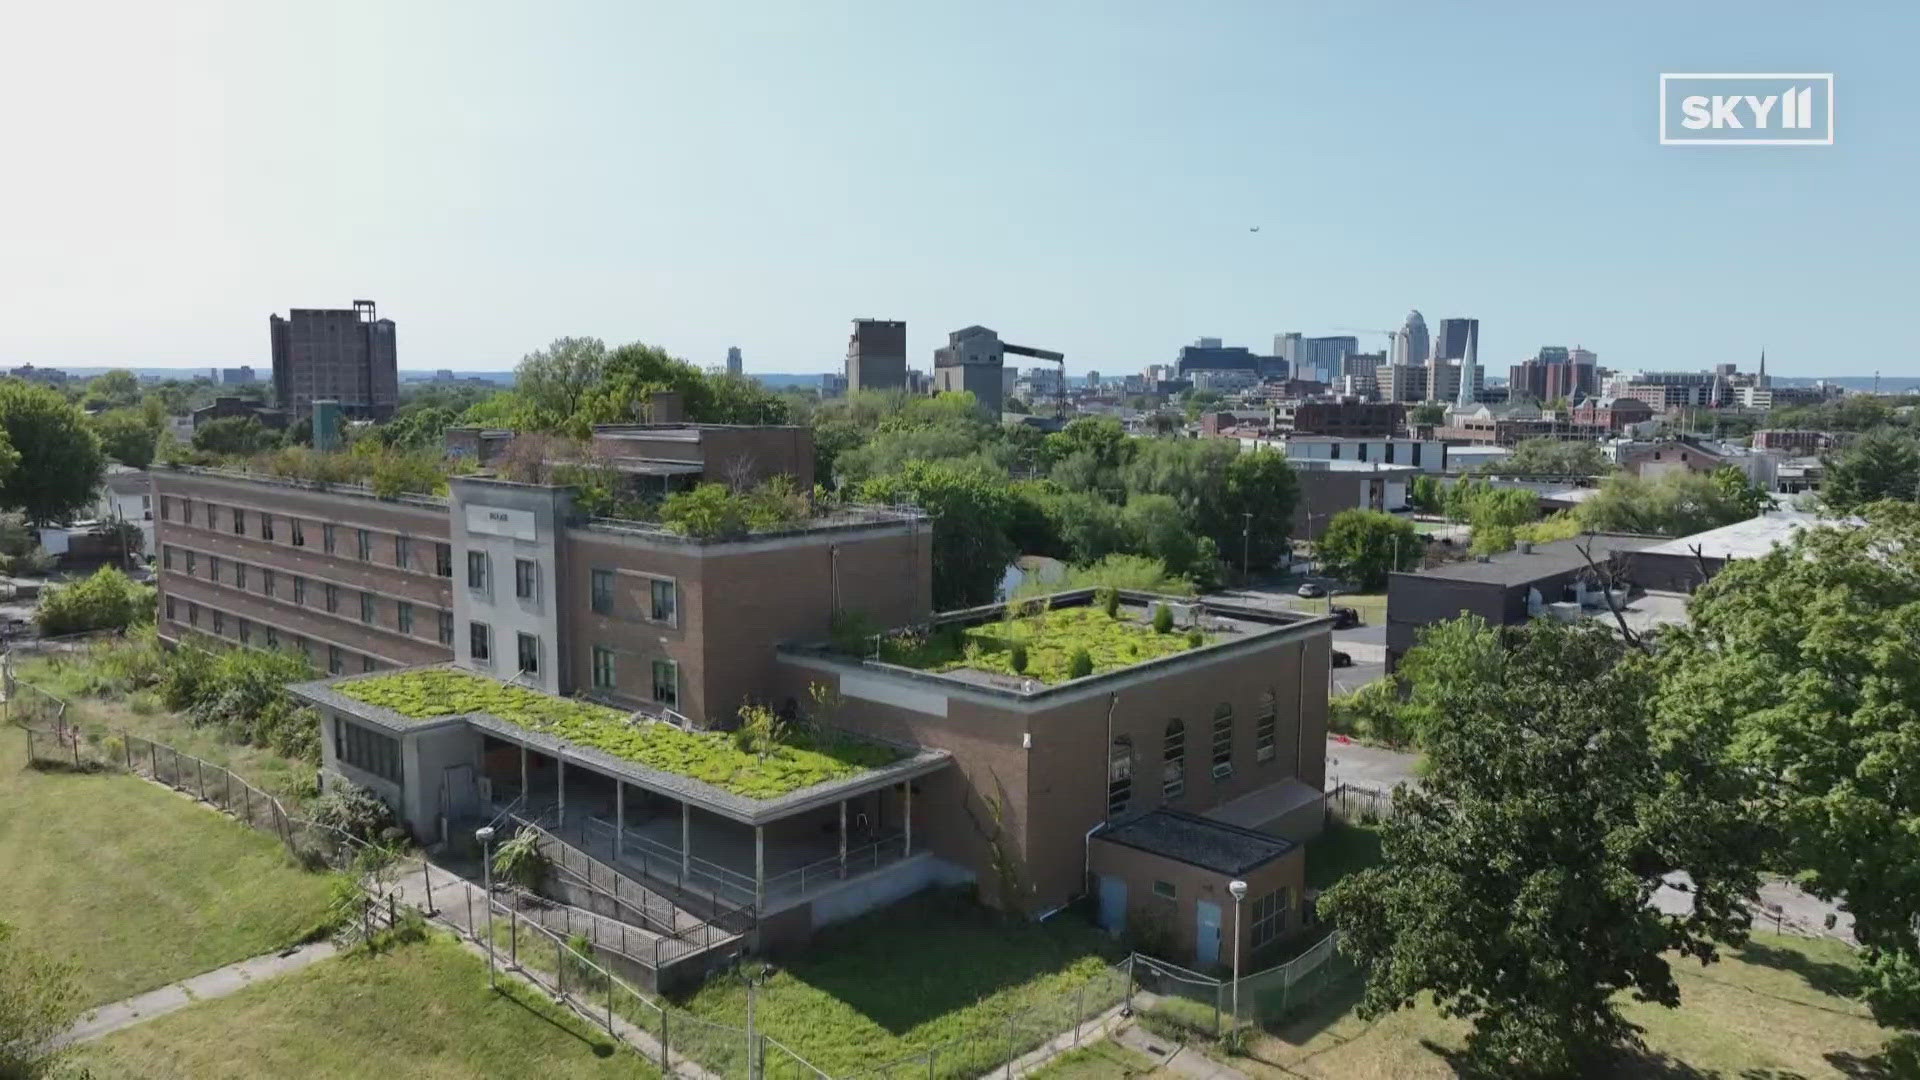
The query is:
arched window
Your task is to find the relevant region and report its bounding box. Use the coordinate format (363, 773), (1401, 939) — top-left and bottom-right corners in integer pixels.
(1107, 736), (1134, 816)
(1255, 690), (1277, 763)
(1162, 719), (1186, 799)
(1211, 703), (1235, 780)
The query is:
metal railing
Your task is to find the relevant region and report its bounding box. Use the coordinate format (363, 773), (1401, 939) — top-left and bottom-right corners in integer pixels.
(584, 815), (760, 908)
(761, 834), (909, 901)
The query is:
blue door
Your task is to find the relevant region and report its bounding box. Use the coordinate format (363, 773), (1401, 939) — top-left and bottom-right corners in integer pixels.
(1195, 900), (1222, 966)
(1097, 875), (1128, 935)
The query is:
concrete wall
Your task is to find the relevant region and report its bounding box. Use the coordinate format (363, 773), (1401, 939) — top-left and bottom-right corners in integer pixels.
(448, 478), (574, 694)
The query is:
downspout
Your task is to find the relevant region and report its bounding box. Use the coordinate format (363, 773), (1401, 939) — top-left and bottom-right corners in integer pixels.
(1082, 691), (1120, 898)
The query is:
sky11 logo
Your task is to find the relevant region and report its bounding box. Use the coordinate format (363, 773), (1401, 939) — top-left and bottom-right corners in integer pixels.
(1659, 73), (1833, 146)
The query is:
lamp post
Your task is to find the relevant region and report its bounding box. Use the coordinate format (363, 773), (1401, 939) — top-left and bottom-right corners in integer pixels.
(1228, 879), (1248, 1038)
(476, 826), (496, 990)
(1241, 511), (1253, 582)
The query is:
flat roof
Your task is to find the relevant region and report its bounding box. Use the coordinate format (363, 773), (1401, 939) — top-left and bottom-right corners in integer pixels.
(1397, 534), (1657, 587)
(1096, 809), (1295, 876)
(1637, 511), (1828, 561)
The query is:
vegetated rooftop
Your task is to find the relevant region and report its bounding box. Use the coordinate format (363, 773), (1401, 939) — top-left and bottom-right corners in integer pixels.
(855, 596), (1220, 686)
(332, 668), (901, 798)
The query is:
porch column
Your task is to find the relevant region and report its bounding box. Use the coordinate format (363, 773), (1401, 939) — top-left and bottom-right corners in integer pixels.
(615, 781), (625, 861)
(519, 744), (528, 803)
(681, 802), (691, 879)
(755, 825), (765, 910)
(557, 757), (566, 829)
(838, 799), (848, 879)
(904, 781), (912, 857)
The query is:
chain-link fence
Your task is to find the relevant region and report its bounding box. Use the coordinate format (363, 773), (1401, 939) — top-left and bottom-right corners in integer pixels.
(1133, 933), (1349, 1041)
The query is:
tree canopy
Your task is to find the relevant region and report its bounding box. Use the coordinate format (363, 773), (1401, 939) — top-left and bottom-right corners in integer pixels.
(91, 407), (160, 469)
(1315, 509), (1420, 589)
(1820, 428), (1919, 512)
(1486, 437), (1611, 477)
(0, 380), (101, 524)
(1575, 467), (1770, 537)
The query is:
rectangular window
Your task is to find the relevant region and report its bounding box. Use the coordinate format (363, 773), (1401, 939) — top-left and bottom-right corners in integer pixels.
(397, 602), (413, 635)
(469, 622), (492, 663)
(467, 551), (488, 591)
(159, 496), (171, 521)
(165, 596), (176, 621)
(515, 558), (537, 601)
(293, 576), (307, 605)
(322, 524), (337, 554)
(232, 508), (245, 535)
(1256, 692), (1277, 764)
(162, 546), (173, 570)
(591, 569), (614, 614)
(205, 502), (216, 528)
(324, 583), (338, 613)
(438, 610), (454, 646)
(1411, 443), (1423, 468)
(238, 618), (251, 646)
(185, 551), (196, 575)
(362, 655), (377, 673)
(651, 659), (678, 707)
(356, 529), (371, 561)
(435, 543), (452, 578)
(360, 592), (375, 624)
(263, 569), (276, 598)
(1250, 889), (1288, 949)
(262, 514), (274, 541)
(209, 555), (221, 581)
(591, 646), (615, 690)
(297, 638), (311, 663)
(516, 632), (539, 674)
(328, 645), (343, 675)
(1211, 706), (1234, 780)
(650, 579), (676, 624)
(187, 602), (200, 627)
(1152, 880), (1177, 901)
(211, 610), (224, 635)
(292, 519), (306, 547)
(265, 627), (279, 650)
(234, 563), (246, 589)
(395, 535), (411, 569)
(334, 719), (401, 783)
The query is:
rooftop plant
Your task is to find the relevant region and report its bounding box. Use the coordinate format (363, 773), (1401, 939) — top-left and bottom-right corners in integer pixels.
(872, 604), (1211, 685)
(334, 669), (898, 798)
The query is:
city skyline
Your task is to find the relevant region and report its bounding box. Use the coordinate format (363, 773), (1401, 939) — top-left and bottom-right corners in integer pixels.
(3, 1), (1913, 378)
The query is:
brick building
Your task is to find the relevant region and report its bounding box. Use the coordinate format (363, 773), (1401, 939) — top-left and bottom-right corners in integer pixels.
(269, 300), (399, 420)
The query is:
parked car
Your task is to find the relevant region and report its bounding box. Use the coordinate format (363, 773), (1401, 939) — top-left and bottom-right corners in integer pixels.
(1331, 649), (1354, 668)
(1330, 606), (1361, 630)
(1297, 582), (1327, 598)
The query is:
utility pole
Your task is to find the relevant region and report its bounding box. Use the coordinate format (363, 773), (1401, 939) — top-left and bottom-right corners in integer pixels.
(1241, 512), (1253, 582)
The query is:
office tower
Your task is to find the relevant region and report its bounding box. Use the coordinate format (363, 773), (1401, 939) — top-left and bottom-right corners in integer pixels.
(1176, 338), (1286, 380)
(1291, 336), (1359, 383)
(726, 346), (743, 378)
(845, 319), (908, 392)
(1393, 311), (1429, 369)
(268, 300), (398, 420)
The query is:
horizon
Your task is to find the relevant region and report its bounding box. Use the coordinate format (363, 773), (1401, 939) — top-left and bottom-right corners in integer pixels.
(4, 2), (1913, 379)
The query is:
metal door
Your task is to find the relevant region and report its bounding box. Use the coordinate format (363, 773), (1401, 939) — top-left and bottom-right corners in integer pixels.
(1195, 899), (1222, 966)
(1097, 875), (1128, 935)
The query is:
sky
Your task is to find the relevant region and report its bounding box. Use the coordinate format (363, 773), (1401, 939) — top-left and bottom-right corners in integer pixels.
(2, 2), (1914, 379)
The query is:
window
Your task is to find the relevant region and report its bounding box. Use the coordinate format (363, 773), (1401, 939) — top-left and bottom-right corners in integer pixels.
(395, 535), (411, 568)
(1163, 719), (1186, 799)
(165, 596), (176, 621)
(234, 563), (246, 589)
(1211, 703), (1234, 780)
(1255, 691), (1277, 764)
(322, 524), (337, 554)
(263, 569), (276, 598)
(435, 543), (452, 578)
(516, 632), (539, 675)
(437, 610), (454, 646)
(1107, 735), (1133, 816)
(360, 592), (375, 624)
(205, 502), (216, 528)
(363, 655), (377, 673)
(162, 546), (173, 570)
(262, 514), (274, 541)
(591, 569), (614, 614)
(1152, 880), (1177, 901)
(159, 496), (171, 521)
(328, 645), (344, 675)
(141, 495), (152, 519)
(293, 576), (307, 605)
(651, 659), (678, 707)
(334, 719), (400, 783)
(211, 611), (225, 635)
(356, 529), (372, 561)
(1250, 888), (1288, 949)
(1410, 443), (1423, 468)
(514, 558), (537, 600)
(591, 646), (615, 690)
(232, 508), (245, 534)
(1384, 442), (1395, 464)
(469, 622), (492, 664)
(181, 498), (193, 523)
(238, 619), (251, 645)
(649, 579), (676, 624)
(265, 627), (279, 650)
(292, 519), (306, 547)
(397, 602), (413, 635)
(467, 551), (489, 591)
(296, 638), (311, 663)
(324, 583), (338, 613)
(185, 551), (196, 575)
(187, 602), (200, 627)
(208, 555), (221, 581)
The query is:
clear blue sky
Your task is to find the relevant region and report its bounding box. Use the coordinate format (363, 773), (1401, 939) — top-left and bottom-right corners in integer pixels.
(2, 2), (1912, 378)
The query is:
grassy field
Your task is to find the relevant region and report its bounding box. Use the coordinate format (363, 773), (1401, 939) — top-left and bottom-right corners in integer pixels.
(1210, 933), (1897, 1079)
(65, 935), (654, 1079)
(0, 728), (336, 1006)
(1029, 1040), (1166, 1078)
(677, 887), (1122, 1075)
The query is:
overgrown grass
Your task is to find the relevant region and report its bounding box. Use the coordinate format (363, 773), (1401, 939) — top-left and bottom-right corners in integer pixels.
(875, 604), (1209, 684)
(0, 732), (336, 1006)
(678, 887), (1122, 1075)
(1028, 1040), (1165, 1078)
(64, 934), (652, 1079)
(1305, 821), (1385, 892)
(335, 668), (899, 798)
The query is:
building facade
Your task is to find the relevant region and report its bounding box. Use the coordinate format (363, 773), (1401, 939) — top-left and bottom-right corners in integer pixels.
(268, 300), (399, 419)
(845, 319), (907, 392)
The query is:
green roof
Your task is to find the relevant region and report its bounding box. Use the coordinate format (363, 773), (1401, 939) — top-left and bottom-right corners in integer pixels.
(873, 604), (1211, 685)
(333, 669), (900, 799)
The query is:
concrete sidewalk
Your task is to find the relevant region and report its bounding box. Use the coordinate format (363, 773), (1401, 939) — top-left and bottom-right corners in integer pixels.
(52, 940), (339, 1048)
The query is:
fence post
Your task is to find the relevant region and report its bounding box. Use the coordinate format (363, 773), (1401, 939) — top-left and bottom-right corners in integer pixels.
(928, 1044), (937, 1080)
(71, 731), (80, 768)
(243, 783), (252, 825)
(557, 936), (566, 996)
(421, 862), (435, 916)
(1214, 981), (1222, 1038)
(150, 740), (158, 781)
(23, 729), (31, 764)
(1075, 983), (1085, 1045)
(510, 907), (519, 969)
(388, 893), (397, 929)
(124, 734), (132, 771)
(605, 974), (614, 1033)
(1005, 1014), (1017, 1079)
(659, 1009), (670, 1072)
(196, 758), (206, 801)
(224, 769), (232, 810)
(465, 885), (474, 934)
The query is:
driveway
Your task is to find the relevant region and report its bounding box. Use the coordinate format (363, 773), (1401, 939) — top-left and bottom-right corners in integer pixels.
(1325, 736), (1419, 792)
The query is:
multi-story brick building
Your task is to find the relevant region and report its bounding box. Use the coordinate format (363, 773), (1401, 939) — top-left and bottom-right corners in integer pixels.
(268, 300), (399, 420)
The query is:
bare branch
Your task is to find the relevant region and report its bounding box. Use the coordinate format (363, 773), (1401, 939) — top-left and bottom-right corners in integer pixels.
(1577, 538), (1649, 655)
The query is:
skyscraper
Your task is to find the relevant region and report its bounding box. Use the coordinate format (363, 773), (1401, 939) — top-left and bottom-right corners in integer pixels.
(846, 319), (907, 392)
(268, 300), (398, 419)
(725, 346), (743, 377)
(1394, 311), (1429, 368)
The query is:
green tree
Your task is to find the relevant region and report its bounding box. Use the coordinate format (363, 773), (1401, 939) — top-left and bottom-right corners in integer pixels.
(81, 367), (142, 410)
(1575, 468), (1771, 537)
(1323, 618), (1762, 1075)
(857, 459), (1016, 609)
(1409, 403), (1447, 426)
(91, 407), (160, 468)
(704, 373), (792, 425)
(191, 415), (280, 456)
(1121, 494), (1212, 580)
(1820, 428), (1920, 512)
(35, 566), (155, 634)
(1656, 502), (1920, 1025)
(510, 336), (609, 432)
(1315, 509), (1420, 589)
(1488, 437), (1610, 477)
(0, 380), (102, 524)
(0, 919), (81, 1079)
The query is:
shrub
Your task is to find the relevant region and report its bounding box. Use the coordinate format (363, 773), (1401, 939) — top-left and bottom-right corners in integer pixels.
(1152, 603), (1173, 634)
(35, 566), (155, 635)
(1066, 647), (1093, 679)
(1009, 643), (1029, 673)
(491, 830), (548, 891)
(1096, 585), (1120, 618)
(308, 781), (397, 843)
(158, 638), (321, 762)
(1186, 629), (1204, 648)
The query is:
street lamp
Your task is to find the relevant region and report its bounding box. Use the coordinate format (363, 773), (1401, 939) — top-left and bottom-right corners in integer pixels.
(1241, 511), (1253, 582)
(1228, 879), (1248, 1039)
(476, 826), (496, 990)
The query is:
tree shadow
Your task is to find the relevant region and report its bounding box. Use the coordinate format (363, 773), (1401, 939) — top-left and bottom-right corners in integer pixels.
(1824, 1033), (1920, 1079)
(494, 982), (618, 1058)
(25, 758), (113, 776)
(1415, 1039), (1812, 1080)
(1734, 940), (1865, 1001)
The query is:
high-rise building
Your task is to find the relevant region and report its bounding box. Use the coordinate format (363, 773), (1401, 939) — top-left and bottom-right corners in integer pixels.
(220, 366), (257, 386)
(1375, 363), (1428, 403)
(1175, 338), (1286, 380)
(1509, 345), (1596, 404)
(725, 346), (743, 378)
(268, 300), (398, 420)
(1285, 335), (1359, 383)
(845, 319), (907, 392)
(1392, 311), (1429, 369)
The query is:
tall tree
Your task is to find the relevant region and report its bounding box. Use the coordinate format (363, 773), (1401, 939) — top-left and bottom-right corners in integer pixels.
(1487, 437), (1611, 477)
(1575, 467), (1771, 537)
(1323, 618), (1762, 1075)
(0, 381), (102, 524)
(1820, 428), (1920, 512)
(1315, 509), (1419, 589)
(81, 368), (142, 410)
(91, 407), (160, 468)
(856, 459), (1016, 609)
(511, 336), (608, 432)
(192, 416), (280, 456)
(1656, 502), (1920, 1024)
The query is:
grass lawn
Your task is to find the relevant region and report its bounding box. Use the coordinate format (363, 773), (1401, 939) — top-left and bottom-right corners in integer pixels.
(677, 887), (1123, 1075)
(1029, 1040), (1167, 1078)
(65, 934), (653, 1079)
(1305, 821), (1385, 891)
(0, 729), (336, 1006)
(1212, 933), (1898, 1079)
